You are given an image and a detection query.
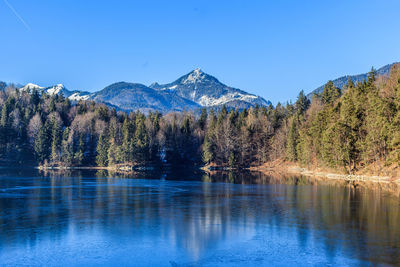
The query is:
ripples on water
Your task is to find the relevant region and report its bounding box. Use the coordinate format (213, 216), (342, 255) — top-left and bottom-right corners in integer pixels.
(0, 168), (399, 266)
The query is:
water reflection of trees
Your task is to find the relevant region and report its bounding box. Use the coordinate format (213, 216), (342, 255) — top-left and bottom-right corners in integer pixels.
(0, 169), (399, 264)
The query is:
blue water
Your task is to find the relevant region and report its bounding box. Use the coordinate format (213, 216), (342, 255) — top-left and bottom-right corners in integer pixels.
(0, 169), (399, 266)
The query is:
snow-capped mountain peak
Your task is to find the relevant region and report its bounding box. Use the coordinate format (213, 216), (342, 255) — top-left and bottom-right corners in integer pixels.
(20, 83), (44, 91)
(149, 69), (270, 108)
(182, 68), (206, 84)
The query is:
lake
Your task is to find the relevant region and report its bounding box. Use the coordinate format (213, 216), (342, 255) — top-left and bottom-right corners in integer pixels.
(0, 168), (399, 266)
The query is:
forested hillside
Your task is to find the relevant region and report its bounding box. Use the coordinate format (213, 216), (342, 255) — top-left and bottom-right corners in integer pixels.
(307, 63), (396, 98)
(1, 64), (400, 174)
(287, 64), (400, 173)
(0, 84), (278, 168)
(0, 87), (204, 167)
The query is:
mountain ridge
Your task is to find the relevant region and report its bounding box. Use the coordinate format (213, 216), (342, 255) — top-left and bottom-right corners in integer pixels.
(3, 69), (270, 112)
(19, 83), (92, 101)
(307, 62), (398, 98)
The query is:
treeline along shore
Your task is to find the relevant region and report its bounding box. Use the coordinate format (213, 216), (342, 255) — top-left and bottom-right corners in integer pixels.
(2, 64), (400, 181)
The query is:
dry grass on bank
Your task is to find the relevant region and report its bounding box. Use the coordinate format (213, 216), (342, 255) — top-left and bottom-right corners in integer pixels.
(251, 159), (400, 184)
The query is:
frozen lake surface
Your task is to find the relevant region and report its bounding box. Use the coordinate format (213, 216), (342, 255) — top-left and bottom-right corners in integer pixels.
(0, 169), (399, 266)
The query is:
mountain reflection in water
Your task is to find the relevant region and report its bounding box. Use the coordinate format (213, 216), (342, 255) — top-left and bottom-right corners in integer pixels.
(0, 168), (399, 266)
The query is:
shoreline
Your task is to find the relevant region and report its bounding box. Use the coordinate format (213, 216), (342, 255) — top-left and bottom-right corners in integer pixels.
(251, 160), (400, 184)
(22, 162), (400, 187)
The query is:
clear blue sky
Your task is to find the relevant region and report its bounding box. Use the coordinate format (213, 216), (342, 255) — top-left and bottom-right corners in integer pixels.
(1, 0), (399, 104)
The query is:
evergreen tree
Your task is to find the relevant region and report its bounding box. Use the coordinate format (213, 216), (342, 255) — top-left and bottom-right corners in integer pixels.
(134, 114), (149, 162)
(34, 120), (51, 163)
(347, 77), (355, 89)
(199, 108), (208, 130)
(121, 116), (133, 162)
(49, 97), (56, 113)
(367, 67), (377, 85)
(295, 90), (310, 115)
(96, 133), (109, 166)
(322, 81), (341, 104)
(61, 127), (73, 164)
(50, 118), (61, 162)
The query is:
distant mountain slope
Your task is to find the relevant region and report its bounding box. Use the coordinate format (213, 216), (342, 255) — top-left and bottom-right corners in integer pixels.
(11, 68), (270, 112)
(92, 82), (200, 112)
(307, 63), (398, 98)
(150, 68), (270, 108)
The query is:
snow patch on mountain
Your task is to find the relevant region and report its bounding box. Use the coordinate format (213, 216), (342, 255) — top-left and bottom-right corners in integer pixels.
(20, 83), (44, 91)
(46, 84), (65, 95)
(199, 92), (261, 106)
(69, 92), (91, 101)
